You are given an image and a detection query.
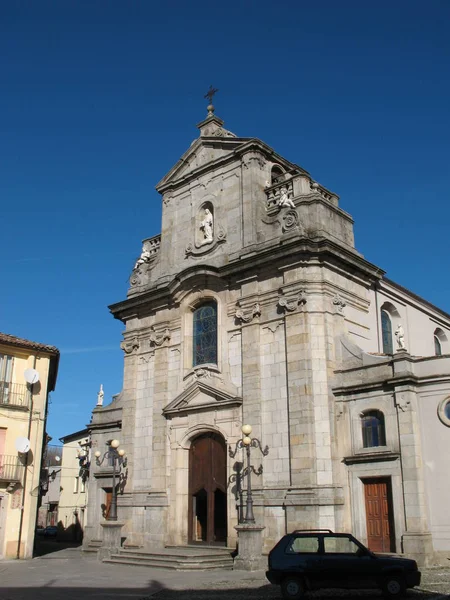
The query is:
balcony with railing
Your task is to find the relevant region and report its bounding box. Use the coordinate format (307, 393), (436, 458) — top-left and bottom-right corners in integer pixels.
(0, 455), (23, 483)
(0, 381), (29, 409)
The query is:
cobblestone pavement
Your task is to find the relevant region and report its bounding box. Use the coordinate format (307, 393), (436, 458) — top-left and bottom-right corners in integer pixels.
(152, 568), (450, 600)
(0, 547), (448, 600)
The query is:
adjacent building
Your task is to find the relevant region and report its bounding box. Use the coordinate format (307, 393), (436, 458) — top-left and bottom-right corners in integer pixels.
(58, 429), (90, 541)
(85, 106), (450, 565)
(0, 332), (59, 558)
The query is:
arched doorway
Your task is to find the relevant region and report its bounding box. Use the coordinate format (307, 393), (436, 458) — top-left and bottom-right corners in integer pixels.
(188, 433), (227, 545)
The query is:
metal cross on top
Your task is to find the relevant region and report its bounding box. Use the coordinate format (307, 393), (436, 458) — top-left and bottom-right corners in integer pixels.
(204, 85), (219, 105)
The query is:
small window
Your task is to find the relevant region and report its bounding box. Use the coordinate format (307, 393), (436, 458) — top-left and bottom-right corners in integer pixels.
(362, 410), (386, 448)
(324, 536), (360, 554)
(438, 397), (450, 427)
(434, 336), (442, 356)
(74, 477), (79, 493)
(193, 301), (218, 367)
(286, 536), (320, 554)
(381, 310), (393, 354)
(80, 479), (86, 493)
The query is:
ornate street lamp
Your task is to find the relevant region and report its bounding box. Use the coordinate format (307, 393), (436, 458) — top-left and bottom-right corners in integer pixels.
(94, 439), (126, 521)
(229, 425), (269, 524)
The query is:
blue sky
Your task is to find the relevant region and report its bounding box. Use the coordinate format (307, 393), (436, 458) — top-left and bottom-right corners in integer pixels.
(1, 1), (449, 444)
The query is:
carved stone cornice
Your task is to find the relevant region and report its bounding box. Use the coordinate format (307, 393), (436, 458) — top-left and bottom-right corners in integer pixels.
(120, 337), (139, 354)
(277, 288), (306, 313)
(234, 300), (261, 324)
(149, 325), (171, 348)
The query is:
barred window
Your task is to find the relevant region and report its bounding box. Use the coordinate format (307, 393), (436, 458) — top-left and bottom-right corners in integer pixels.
(362, 410), (386, 448)
(193, 302), (218, 367)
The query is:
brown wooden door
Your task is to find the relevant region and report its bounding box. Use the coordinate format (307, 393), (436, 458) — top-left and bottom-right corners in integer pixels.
(103, 490), (112, 520)
(364, 478), (395, 553)
(188, 433), (227, 545)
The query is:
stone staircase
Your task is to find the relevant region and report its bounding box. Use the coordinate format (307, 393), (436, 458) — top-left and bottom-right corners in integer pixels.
(82, 539), (102, 554)
(103, 545), (235, 570)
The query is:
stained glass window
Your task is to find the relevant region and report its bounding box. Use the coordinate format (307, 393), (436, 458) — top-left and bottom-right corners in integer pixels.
(193, 302), (218, 366)
(381, 310), (393, 354)
(362, 410), (386, 448)
(434, 335), (442, 356)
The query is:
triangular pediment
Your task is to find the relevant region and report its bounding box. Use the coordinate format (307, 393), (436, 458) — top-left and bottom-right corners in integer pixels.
(156, 136), (246, 192)
(162, 379), (242, 418)
(156, 135), (310, 194)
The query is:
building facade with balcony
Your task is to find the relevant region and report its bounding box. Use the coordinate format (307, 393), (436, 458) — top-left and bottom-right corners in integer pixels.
(85, 107), (450, 565)
(0, 332), (59, 558)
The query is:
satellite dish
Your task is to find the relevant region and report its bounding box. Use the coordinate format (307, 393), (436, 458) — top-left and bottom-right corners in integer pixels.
(24, 368), (40, 384)
(15, 437), (31, 453)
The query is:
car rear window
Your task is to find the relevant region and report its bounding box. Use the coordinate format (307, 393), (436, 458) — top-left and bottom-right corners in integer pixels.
(286, 536), (320, 553)
(324, 536), (360, 554)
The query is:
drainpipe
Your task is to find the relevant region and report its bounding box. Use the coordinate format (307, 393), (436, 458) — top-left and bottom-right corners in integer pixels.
(16, 355), (37, 559)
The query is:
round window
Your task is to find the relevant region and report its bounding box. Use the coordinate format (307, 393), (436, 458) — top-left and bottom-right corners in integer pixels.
(437, 397), (450, 427)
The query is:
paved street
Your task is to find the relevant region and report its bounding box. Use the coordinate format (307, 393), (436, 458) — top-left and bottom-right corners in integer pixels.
(0, 547), (449, 600)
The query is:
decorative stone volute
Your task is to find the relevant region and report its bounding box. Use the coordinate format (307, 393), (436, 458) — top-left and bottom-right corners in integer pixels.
(235, 301), (261, 324)
(277, 288), (306, 313)
(149, 326), (171, 348)
(120, 337), (139, 354)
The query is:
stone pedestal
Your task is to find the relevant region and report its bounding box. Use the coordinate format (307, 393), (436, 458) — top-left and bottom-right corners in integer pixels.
(234, 524), (266, 571)
(98, 521), (124, 561)
(402, 532), (435, 567)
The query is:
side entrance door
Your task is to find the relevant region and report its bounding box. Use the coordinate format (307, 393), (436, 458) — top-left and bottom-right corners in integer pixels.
(363, 478), (395, 553)
(188, 433), (227, 545)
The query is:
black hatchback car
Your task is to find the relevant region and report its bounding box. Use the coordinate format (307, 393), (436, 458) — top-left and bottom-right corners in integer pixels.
(266, 530), (421, 599)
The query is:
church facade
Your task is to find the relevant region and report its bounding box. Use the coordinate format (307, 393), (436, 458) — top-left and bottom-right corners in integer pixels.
(85, 106), (450, 565)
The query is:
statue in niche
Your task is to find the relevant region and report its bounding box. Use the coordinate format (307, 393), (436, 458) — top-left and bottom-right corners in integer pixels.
(200, 208), (214, 244)
(134, 243), (151, 270)
(278, 186), (295, 208)
(395, 324), (406, 350)
(96, 384), (104, 407)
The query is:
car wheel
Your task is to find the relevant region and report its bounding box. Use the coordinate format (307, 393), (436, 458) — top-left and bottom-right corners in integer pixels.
(381, 576), (406, 598)
(281, 576), (304, 600)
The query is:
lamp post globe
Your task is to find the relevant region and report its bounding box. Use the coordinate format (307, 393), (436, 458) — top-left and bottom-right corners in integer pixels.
(110, 439), (120, 449)
(241, 424), (252, 436)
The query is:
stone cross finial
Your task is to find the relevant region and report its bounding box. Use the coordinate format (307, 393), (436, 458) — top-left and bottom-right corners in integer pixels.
(204, 85), (219, 115)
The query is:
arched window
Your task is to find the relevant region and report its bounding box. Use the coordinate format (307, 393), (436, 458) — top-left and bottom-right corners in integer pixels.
(361, 410), (386, 448)
(193, 301), (218, 367)
(271, 165), (285, 185)
(434, 328), (447, 356)
(381, 310), (393, 354)
(434, 335), (442, 356)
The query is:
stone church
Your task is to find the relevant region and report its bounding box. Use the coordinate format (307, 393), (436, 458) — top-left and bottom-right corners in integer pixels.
(85, 103), (450, 566)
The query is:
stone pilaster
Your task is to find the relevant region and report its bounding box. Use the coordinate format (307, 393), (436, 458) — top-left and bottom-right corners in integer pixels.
(284, 303), (316, 487)
(393, 353), (434, 565)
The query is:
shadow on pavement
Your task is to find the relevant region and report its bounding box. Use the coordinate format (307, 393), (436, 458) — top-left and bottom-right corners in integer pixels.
(33, 538), (82, 557)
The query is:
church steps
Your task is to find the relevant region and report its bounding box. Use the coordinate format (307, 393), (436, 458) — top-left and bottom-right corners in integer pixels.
(103, 547), (234, 570)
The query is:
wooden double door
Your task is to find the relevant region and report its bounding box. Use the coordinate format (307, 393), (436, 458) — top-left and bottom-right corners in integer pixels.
(188, 433), (227, 545)
(363, 478), (395, 553)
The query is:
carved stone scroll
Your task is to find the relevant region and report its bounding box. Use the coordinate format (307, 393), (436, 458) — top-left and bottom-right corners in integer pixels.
(277, 288), (306, 313)
(235, 301), (261, 324)
(149, 326), (171, 348)
(333, 294), (346, 314)
(121, 337), (140, 354)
